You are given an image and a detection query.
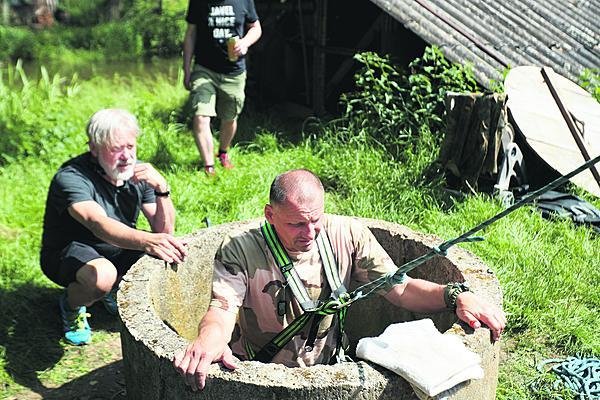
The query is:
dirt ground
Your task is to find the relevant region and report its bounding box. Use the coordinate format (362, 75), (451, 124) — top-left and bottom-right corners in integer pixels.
(3, 295), (129, 400)
(6, 336), (126, 400)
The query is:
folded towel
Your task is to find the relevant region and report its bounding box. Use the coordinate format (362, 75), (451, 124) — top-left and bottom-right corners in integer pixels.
(356, 319), (483, 398)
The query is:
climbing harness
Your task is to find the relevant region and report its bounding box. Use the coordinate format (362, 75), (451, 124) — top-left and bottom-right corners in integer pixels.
(251, 153), (600, 364)
(534, 357), (600, 398)
(251, 222), (349, 363)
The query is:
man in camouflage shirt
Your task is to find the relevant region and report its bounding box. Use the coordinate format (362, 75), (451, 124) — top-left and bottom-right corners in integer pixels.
(173, 169), (506, 391)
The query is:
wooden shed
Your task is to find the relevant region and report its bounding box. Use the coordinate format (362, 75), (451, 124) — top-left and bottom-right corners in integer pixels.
(251, 0), (599, 115)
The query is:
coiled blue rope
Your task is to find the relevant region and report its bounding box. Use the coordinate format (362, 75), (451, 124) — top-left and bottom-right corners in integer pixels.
(537, 357), (600, 399)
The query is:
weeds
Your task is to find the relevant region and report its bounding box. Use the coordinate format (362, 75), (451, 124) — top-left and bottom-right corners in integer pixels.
(0, 61), (81, 165)
(319, 47), (478, 165)
(580, 68), (600, 102)
(0, 48), (599, 399)
(0, 1), (187, 63)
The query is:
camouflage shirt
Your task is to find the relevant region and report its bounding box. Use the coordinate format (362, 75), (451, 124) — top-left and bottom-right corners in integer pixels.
(210, 214), (404, 366)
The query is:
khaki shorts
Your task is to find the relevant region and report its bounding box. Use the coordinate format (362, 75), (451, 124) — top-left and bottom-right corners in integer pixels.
(190, 64), (247, 121)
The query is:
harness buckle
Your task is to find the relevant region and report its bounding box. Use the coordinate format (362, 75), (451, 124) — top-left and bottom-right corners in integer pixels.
(281, 263), (294, 273)
(277, 300), (286, 316)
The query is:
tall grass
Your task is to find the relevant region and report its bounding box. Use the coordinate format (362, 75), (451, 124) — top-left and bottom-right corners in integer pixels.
(0, 61), (82, 165)
(0, 52), (598, 399)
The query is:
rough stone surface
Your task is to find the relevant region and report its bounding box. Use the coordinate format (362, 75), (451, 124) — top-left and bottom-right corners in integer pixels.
(119, 218), (503, 399)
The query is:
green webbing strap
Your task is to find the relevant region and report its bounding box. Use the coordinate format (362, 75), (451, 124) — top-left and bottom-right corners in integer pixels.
(244, 338), (256, 360)
(533, 357), (600, 398)
(251, 295), (349, 363)
(253, 222), (348, 363)
(261, 222), (319, 311)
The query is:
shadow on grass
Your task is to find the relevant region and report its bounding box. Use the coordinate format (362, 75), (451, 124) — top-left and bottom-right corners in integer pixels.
(147, 133), (179, 170)
(40, 360), (126, 400)
(0, 283), (121, 398)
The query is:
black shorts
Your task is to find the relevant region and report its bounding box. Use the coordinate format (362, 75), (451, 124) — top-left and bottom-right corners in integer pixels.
(41, 241), (145, 287)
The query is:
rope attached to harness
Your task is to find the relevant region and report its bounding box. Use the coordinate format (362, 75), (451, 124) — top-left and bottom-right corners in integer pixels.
(343, 153), (600, 307)
(252, 153), (600, 364)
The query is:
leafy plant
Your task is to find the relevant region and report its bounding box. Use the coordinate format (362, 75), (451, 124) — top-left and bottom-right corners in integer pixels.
(580, 68), (600, 102)
(126, 5), (186, 57)
(0, 25), (36, 61)
(0, 61), (81, 164)
(329, 47), (478, 161)
(90, 21), (144, 59)
(59, 0), (111, 26)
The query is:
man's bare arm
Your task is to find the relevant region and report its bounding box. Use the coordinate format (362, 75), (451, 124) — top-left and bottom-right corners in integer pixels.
(384, 277), (506, 341)
(183, 23), (197, 90)
(69, 201), (186, 263)
(133, 163), (176, 234)
(172, 307), (238, 391)
(234, 20), (262, 57)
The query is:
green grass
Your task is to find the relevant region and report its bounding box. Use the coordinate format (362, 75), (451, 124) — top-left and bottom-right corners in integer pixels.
(0, 60), (598, 399)
(1, 0), (187, 62)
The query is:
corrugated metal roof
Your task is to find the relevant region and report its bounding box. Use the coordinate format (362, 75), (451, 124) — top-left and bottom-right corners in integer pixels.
(370, 0), (600, 88)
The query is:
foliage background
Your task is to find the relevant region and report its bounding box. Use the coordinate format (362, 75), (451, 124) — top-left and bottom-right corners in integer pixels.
(0, 0), (187, 63)
(0, 1), (599, 399)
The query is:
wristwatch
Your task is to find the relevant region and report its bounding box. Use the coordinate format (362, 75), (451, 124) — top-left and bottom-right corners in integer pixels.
(154, 186), (171, 197)
(444, 282), (470, 311)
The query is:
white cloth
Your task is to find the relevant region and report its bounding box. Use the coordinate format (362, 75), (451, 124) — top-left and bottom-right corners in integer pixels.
(355, 319), (483, 399)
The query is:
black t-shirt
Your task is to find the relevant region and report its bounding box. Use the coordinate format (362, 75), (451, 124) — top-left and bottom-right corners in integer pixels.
(186, 0), (259, 74)
(40, 152), (155, 254)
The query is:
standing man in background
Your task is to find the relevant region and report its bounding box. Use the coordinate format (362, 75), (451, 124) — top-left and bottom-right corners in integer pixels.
(183, 0), (262, 176)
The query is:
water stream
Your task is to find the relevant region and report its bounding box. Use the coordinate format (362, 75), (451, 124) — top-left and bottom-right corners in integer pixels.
(1, 57), (181, 83)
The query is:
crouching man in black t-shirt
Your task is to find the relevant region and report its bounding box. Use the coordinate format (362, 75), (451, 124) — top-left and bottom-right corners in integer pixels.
(40, 108), (187, 345)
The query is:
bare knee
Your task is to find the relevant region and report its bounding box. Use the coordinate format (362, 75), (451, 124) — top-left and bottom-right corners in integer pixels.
(76, 258), (118, 300)
(193, 115), (211, 134)
(221, 119), (236, 129)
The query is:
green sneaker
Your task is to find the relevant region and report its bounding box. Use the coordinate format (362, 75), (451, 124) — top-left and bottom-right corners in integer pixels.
(101, 288), (118, 316)
(59, 294), (91, 345)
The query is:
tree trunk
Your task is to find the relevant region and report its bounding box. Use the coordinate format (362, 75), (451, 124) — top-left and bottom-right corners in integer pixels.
(2, 0), (9, 25)
(107, 0), (123, 20)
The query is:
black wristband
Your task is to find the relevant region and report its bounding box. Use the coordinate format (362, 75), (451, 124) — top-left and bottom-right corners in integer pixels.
(444, 282), (470, 311)
(154, 190), (170, 197)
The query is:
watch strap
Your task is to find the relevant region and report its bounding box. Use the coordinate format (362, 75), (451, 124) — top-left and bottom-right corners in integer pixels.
(444, 282), (470, 311)
(154, 189), (170, 197)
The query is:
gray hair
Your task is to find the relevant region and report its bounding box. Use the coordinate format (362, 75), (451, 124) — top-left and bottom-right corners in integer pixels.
(86, 108), (140, 146)
(269, 169), (324, 205)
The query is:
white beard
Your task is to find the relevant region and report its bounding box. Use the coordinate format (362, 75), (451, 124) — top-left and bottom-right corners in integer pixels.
(113, 167), (134, 181)
(98, 157), (135, 182)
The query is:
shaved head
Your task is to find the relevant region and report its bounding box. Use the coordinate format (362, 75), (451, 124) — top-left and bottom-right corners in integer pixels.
(265, 169), (325, 252)
(269, 169), (324, 206)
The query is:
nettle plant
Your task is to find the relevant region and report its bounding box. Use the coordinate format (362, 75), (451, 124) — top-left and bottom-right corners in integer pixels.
(335, 46), (479, 160)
